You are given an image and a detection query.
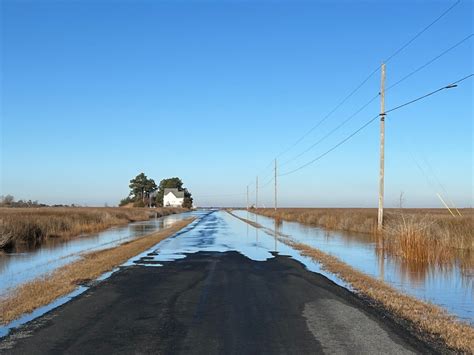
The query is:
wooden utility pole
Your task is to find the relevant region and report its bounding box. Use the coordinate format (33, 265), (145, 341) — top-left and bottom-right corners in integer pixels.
(378, 63), (386, 231)
(274, 158), (277, 211)
(256, 176), (259, 209)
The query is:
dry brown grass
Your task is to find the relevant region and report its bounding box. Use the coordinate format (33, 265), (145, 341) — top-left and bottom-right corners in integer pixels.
(0, 218), (194, 325)
(253, 208), (473, 269)
(0, 207), (186, 250)
(292, 242), (474, 353)
(383, 213), (473, 270)
(230, 211), (474, 353)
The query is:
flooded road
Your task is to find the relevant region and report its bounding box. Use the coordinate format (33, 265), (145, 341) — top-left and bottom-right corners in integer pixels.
(0, 212), (192, 296)
(232, 210), (473, 324)
(0, 210), (436, 354)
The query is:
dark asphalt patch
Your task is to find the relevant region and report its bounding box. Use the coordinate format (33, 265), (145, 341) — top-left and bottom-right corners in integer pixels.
(0, 251), (439, 354)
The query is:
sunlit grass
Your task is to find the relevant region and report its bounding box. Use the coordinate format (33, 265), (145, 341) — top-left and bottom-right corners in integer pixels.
(230, 211), (474, 353)
(252, 208), (473, 269)
(0, 218), (194, 325)
(0, 207), (186, 250)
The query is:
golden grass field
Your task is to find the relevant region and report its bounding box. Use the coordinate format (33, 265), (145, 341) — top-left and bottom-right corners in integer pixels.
(0, 218), (194, 325)
(251, 208), (473, 269)
(0, 207), (186, 250)
(229, 211), (474, 353)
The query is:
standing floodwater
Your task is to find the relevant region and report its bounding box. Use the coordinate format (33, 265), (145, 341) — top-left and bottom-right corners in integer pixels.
(232, 210), (473, 324)
(1, 209), (471, 325)
(0, 212), (192, 296)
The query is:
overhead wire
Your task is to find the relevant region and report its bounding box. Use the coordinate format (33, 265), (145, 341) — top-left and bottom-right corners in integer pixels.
(386, 33), (473, 91)
(272, 0), (461, 161)
(383, 0), (461, 63)
(247, 0), (462, 185)
(280, 33), (472, 168)
(278, 74), (473, 177)
(280, 94), (379, 167)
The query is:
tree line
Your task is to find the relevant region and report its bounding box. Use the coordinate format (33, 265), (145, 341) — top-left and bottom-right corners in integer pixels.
(0, 195), (49, 208)
(119, 173), (193, 208)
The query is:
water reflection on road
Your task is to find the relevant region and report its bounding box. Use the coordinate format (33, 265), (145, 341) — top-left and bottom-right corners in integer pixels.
(1, 209), (471, 326)
(231, 210), (473, 324)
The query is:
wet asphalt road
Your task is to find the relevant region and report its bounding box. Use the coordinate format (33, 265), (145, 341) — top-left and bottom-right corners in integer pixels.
(0, 212), (436, 354)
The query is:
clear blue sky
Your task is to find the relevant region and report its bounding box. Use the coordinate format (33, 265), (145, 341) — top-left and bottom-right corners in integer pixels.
(1, 0), (472, 207)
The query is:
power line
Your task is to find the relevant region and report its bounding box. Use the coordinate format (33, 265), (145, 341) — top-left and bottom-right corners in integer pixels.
(386, 34), (472, 91)
(278, 114), (379, 177)
(247, 159), (275, 188)
(275, 67), (380, 160)
(280, 94), (379, 168)
(278, 74), (473, 177)
(259, 176), (274, 189)
(247, 0), (461, 184)
(385, 74), (472, 114)
(273, 0), (461, 161)
(280, 34), (472, 168)
(383, 0), (461, 63)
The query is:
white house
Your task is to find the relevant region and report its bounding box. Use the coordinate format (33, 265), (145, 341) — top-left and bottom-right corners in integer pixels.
(163, 188), (184, 207)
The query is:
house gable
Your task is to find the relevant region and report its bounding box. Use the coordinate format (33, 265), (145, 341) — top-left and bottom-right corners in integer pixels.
(163, 188), (184, 207)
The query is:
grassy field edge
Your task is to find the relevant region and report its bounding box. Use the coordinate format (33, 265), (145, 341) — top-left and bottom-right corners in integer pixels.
(0, 207), (188, 250)
(227, 211), (474, 353)
(0, 218), (195, 325)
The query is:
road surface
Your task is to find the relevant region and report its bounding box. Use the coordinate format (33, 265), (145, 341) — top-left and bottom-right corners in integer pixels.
(0, 211), (438, 354)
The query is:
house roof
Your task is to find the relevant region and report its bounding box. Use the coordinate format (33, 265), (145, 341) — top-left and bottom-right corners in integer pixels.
(164, 188), (184, 198)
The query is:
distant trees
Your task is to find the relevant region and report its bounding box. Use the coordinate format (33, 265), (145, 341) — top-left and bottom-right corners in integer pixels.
(0, 195), (47, 208)
(119, 174), (193, 208)
(0, 195), (14, 206)
(155, 177), (193, 208)
(120, 173), (157, 207)
(129, 173), (157, 203)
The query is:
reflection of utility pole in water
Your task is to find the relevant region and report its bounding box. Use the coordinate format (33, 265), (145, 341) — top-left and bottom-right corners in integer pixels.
(255, 214), (259, 243)
(273, 219), (278, 252)
(378, 237), (385, 281)
(246, 216), (249, 239)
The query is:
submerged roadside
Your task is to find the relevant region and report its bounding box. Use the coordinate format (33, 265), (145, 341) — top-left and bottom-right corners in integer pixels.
(250, 208), (473, 270)
(0, 252), (435, 353)
(0, 218), (194, 325)
(228, 210), (474, 353)
(0, 207), (187, 251)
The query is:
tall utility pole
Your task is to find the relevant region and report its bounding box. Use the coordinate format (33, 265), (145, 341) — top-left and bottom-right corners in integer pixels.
(378, 63), (386, 231)
(246, 185), (249, 210)
(274, 159), (277, 211)
(256, 176), (259, 209)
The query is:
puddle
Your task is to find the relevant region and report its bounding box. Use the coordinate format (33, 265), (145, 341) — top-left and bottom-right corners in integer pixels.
(1, 209), (470, 339)
(232, 210), (473, 324)
(129, 210), (349, 287)
(0, 212), (193, 296)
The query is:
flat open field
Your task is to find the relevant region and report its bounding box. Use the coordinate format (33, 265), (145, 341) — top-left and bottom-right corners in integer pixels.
(0, 212), (443, 354)
(0, 207), (186, 251)
(1, 209), (472, 353)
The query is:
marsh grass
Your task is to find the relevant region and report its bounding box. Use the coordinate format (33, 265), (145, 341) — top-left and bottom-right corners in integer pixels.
(230, 211), (474, 353)
(252, 208), (473, 269)
(383, 212), (473, 269)
(0, 218), (194, 325)
(0, 207), (185, 250)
